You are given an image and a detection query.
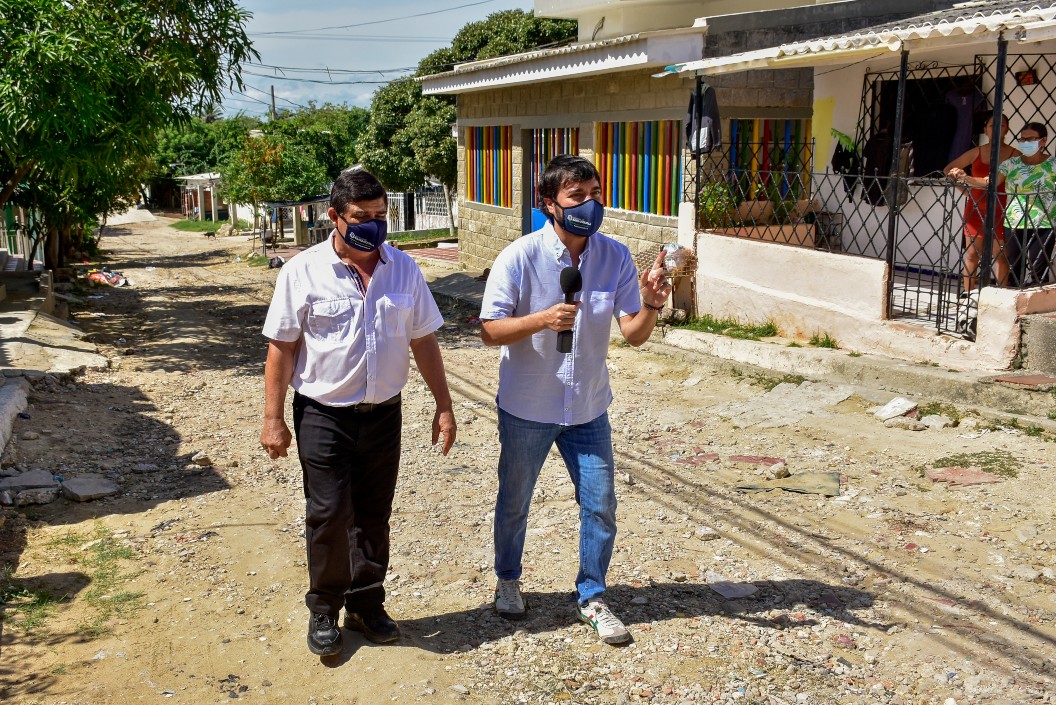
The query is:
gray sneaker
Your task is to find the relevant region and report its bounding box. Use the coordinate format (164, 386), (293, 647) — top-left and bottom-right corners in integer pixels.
(577, 599), (630, 645)
(494, 578), (526, 620)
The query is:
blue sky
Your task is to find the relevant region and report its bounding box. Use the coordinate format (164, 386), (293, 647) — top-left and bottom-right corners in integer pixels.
(224, 0), (534, 116)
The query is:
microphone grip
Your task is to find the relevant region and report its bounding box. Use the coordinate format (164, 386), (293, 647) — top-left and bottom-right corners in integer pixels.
(557, 291), (576, 353)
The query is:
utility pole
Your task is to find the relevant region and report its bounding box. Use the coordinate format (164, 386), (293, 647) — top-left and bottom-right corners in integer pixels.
(270, 85), (277, 121)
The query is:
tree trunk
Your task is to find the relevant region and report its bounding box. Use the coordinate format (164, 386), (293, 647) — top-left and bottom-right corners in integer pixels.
(443, 183), (457, 239)
(45, 226), (59, 271)
(0, 161), (36, 209)
(58, 221), (71, 268)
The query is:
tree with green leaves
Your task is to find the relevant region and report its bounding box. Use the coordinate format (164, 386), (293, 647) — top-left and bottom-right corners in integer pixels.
(268, 102), (370, 180)
(358, 9), (575, 193)
(220, 134), (328, 242)
(0, 0), (257, 208)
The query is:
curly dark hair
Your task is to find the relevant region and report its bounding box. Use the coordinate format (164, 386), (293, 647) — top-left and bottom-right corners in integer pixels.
(537, 154), (600, 211)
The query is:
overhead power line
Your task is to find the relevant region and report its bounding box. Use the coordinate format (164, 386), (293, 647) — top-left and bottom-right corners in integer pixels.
(249, 33), (451, 43)
(242, 70), (408, 85)
(240, 84), (308, 110)
(253, 0), (497, 36)
(245, 61), (417, 75)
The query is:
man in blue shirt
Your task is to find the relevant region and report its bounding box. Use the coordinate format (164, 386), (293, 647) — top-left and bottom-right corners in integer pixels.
(479, 155), (671, 644)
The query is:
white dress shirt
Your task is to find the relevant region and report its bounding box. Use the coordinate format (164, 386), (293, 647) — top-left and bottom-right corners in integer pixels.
(263, 234), (444, 407)
(480, 221), (642, 425)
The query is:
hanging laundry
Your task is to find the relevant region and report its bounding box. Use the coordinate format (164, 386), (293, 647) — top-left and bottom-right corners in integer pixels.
(685, 82), (721, 155)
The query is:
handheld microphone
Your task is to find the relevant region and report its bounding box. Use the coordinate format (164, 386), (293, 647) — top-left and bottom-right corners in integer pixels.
(557, 266), (582, 354)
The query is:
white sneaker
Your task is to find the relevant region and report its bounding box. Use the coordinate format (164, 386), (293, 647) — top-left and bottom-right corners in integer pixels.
(577, 598), (630, 644)
(494, 579), (526, 620)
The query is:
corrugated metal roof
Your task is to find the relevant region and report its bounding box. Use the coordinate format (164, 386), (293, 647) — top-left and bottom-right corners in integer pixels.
(777, 0), (1056, 58)
(666, 0), (1056, 76)
(444, 34), (642, 76)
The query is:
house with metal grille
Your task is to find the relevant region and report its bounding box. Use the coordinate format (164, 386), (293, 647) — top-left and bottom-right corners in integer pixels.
(421, 0), (1056, 371)
(664, 0), (1056, 370)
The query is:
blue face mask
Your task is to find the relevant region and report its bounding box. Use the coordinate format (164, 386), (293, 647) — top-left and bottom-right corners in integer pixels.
(552, 198), (604, 237)
(1019, 140), (1041, 157)
(339, 216), (388, 252)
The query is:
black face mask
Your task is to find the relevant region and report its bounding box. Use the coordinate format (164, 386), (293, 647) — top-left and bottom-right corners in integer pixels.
(549, 199), (604, 237)
(338, 215), (388, 252)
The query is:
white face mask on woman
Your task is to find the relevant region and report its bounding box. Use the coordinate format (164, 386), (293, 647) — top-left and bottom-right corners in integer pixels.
(1019, 140), (1041, 157)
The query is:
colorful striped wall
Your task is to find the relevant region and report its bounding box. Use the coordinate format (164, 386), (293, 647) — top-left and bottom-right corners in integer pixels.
(729, 119), (812, 198)
(596, 120), (682, 217)
(529, 128), (579, 208)
(466, 126), (513, 208)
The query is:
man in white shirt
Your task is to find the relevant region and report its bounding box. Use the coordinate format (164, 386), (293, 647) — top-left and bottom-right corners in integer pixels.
(260, 168), (456, 657)
(479, 155), (671, 645)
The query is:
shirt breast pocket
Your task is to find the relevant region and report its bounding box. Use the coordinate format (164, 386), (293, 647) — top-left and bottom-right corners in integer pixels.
(380, 294), (414, 338)
(584, 290), (616, 326)
(308, 298), (354, 342)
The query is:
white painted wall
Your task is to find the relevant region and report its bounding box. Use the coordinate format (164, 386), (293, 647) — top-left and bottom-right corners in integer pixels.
(689, 231), (1020, 370)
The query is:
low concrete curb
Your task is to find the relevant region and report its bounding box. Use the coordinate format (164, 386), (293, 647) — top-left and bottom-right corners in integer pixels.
(653, 328), (1056, 430)
(0, 378), (30, 453)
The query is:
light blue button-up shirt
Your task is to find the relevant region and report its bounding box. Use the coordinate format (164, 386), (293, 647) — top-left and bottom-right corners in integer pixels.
(480, 221), (642, 426)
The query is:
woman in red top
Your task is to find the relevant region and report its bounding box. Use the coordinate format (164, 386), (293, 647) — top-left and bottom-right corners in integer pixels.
(945, 116), (1018, 290)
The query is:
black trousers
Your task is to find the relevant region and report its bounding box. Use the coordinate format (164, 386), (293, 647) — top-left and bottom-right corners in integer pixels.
(292, 392), (402, 618)
(1005, 227), (1055, 287)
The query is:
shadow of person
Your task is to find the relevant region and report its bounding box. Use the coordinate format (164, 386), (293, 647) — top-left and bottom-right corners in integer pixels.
(346, 579), (881, 656)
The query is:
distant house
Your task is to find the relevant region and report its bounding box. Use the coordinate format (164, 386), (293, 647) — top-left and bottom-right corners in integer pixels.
(176, 173), (228, 222)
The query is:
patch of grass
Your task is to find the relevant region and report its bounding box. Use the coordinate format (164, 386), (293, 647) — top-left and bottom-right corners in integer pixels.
(917, 401), (962, 423)
(1004, 408), (1026, 416)
(750, 373), (806, 392)
(809, 331), (839, 349)
(245, 252), (269, 267)
(388, 228), (455, 243)
(171, 219), (227, 232)
(44, 524), (144, 638)
(1024, 425), (1044, 437)
(913, 483), (932, 492)
(787, 342), (802, 348)
(848, 351), (862, 358)
(1047, 409), (1056, 421)
(930, 450), (1022, 478)
(676, 314), (778, 340)
(0, 565), (58, 633)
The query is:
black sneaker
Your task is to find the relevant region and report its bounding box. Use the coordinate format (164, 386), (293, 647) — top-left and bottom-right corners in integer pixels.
(344, 606), (400, 643)
(307, 612), (342, 656)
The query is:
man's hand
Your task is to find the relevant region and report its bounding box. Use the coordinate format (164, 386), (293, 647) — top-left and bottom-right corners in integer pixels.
(639, 249), (672, 309)
(537, 301), (580, 332)
(432, 408), (457, 456)
(260, 418), (292, 459)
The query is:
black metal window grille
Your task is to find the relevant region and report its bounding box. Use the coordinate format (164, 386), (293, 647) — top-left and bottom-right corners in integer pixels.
(688, 49), (1056, 341)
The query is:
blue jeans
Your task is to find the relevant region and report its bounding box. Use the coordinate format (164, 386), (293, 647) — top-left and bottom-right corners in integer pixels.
(494, 408), (617, 605)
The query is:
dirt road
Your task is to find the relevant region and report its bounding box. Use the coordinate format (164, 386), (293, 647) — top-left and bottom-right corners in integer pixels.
(1, 218), (1054, 705)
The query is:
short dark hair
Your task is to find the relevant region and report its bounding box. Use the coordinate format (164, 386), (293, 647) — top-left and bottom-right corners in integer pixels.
(537, 155), (601, 210)
(1023, 122), (1049, 139)
(331, 168), (386, 216)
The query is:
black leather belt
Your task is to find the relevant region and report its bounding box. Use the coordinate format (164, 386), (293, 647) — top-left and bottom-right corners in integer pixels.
(349, 393), (401, 413)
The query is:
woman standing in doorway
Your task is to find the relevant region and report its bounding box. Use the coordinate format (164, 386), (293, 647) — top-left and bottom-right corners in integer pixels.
(945, 116), (1017, 291)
